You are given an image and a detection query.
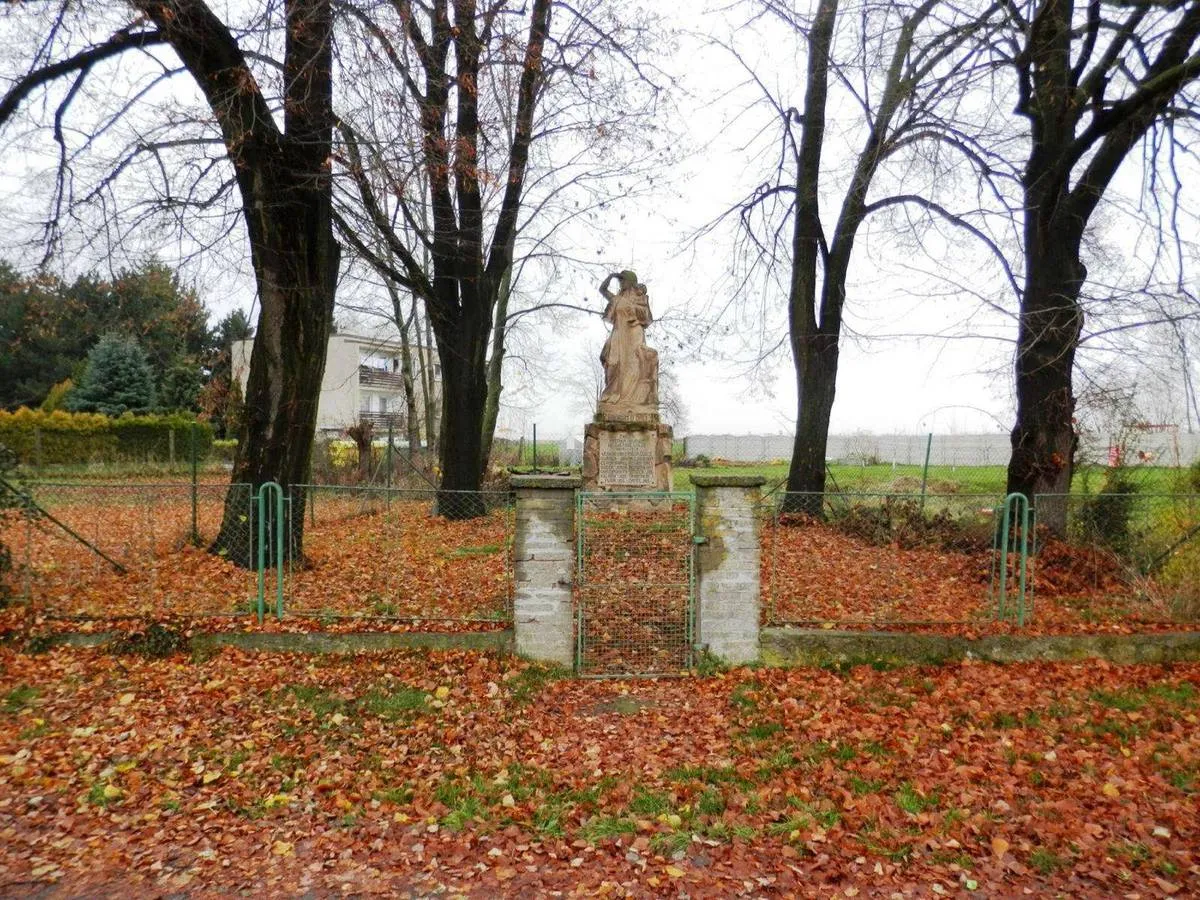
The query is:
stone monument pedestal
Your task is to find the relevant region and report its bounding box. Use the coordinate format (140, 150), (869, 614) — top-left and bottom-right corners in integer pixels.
(582, 418), (673, 492)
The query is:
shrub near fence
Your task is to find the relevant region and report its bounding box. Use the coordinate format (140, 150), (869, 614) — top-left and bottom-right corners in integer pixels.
(0, 408), (213, 466)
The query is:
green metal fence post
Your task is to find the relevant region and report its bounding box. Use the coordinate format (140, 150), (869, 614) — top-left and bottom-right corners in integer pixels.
(991, 492), (1031, 626)
(919, 433), (933, 513)
(190, 424), (200, 546)
(386, 422), (394, 503)
(255, 482), (285, 623)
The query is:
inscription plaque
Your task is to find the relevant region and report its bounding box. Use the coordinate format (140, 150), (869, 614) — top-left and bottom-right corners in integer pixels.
(598, 433), (656, 486)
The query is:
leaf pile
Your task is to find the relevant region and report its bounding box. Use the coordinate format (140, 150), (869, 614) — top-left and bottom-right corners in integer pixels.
(0, 648), (1197, 895)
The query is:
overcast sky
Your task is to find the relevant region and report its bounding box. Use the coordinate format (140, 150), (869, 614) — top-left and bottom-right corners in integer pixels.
(1, 1), (1195, 443)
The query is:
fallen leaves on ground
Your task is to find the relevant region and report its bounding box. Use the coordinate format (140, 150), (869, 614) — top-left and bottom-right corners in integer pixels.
(764, 520), (1198, 635)
(4, 495), (511, 624)
(3, 486), (1197, 638)
(0, 648), (1197, 895)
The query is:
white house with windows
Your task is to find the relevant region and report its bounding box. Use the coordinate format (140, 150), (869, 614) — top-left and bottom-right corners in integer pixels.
(233, 333), (439, 437)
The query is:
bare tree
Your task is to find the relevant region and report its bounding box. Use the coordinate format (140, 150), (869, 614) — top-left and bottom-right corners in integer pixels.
(718, 0), (1009, 511)
(0, 0), (340, 564)
(331, 0), (664, 514)
(996, 0), (1200, 530)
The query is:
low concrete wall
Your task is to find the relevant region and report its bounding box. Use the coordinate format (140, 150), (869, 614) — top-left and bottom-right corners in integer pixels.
(762, 628), (1200, 667)
(30, 629), (514, 654)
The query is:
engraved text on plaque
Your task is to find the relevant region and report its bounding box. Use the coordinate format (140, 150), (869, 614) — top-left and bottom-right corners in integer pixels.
(598, 432), (656, 486)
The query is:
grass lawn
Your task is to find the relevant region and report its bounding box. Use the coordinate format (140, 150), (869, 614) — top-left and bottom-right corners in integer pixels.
(673, 462), (1189, 496)
(0, 647), (1196, 895)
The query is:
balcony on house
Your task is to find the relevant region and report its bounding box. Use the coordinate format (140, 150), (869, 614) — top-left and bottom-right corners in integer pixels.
(358, 364), (407, 390)
(357, 410), (407, 431)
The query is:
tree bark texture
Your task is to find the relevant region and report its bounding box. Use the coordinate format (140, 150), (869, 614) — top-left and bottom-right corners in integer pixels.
(1003, 0), (1200, 534)
(131, 0), (341, 564)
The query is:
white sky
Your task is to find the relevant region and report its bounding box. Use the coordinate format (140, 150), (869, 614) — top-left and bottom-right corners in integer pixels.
(1, 1), (1195, 444)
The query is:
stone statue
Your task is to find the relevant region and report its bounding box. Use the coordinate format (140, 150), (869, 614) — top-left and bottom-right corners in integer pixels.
(598, 270), (659, 419)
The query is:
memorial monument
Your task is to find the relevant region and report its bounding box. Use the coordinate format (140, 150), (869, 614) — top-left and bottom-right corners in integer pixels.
(582, 270), (673, 492)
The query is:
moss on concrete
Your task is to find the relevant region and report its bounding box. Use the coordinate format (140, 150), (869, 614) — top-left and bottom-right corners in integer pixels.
(689, 474), (768, 488)
(36, 629), (513, 655)
(761, 628), (1200, 668)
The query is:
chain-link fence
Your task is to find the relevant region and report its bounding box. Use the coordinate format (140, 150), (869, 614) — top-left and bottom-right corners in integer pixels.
(680, 432), (1200, 497)
(1, 481), (515, 624)
(6, 476), (1195, 634)
(3, 482), (256, 618)
(575, 493), (694, 676)
(760, 488), (1200, 630)
(277, 485), (515, 623)
(1032, 493), (1200, 627)
(760, 491), (1003, 627)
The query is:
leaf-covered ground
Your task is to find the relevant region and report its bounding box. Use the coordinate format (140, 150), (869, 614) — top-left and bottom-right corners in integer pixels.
(764, 522), (1199, 634)
(3, 487), (1197, 635)
(4, 496), (512, 623)
(1, 647), (1197, 896)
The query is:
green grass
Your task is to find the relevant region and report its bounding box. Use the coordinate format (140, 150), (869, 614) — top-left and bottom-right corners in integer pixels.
(744, 721), (784, 741)
(1029, 847), (1066, 875)
(650, 830), (692, 855)
(2, 684), (38, 714)
(285, 684), (347, 718)
(447, 544), (503, 557)
(628, 788), (672, 816)
(850, 776), (885, 796)
(578, 815), (636, 843)
(671, 461), (1186, 496)
(664, 764), (750, 788)
(894, 782), (939, 815)
(729, 679), (761, 711)
(362, 685), (428, 719)
(506, 663), (568, 706)
(695, 788), (726, 816)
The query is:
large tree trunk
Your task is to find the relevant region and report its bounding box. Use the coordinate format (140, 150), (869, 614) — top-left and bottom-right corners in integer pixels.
(1006, 209), (1084, 535)
(433, 311), (490, 518)
(212, 216), (338, 566)
(783, 333), (839, 514)
(198, 0), (339, 567)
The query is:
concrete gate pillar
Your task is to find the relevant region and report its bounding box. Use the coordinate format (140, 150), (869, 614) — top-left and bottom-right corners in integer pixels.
(511, 474), (580, 666)
(691, 474), (766, 665)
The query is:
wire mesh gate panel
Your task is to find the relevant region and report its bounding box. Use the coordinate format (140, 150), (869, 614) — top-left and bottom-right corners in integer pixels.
(575, 492), (694, 676)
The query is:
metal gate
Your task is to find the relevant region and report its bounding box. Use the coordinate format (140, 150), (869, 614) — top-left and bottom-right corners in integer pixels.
(575, 491), (695, 676)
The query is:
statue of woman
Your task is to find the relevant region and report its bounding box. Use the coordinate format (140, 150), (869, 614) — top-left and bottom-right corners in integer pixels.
(598, 270), (658, 414)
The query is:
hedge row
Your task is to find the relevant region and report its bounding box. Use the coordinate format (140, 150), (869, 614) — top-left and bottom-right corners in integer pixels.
(0, 408), (214, 465)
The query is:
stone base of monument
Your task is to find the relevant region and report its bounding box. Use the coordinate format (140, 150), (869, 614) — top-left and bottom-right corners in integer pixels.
(581, 419), (673, 493)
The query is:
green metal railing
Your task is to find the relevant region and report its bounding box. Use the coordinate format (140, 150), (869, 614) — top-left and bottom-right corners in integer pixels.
(991, 492), (1032, 625)
(255, 482), (285, 622)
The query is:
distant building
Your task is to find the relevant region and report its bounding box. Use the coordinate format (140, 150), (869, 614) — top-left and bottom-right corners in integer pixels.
(233, 333), (439, 436)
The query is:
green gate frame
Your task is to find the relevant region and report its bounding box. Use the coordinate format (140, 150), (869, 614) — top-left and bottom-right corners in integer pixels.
(575, 490), (697, 676)
(255, 481), (285, 623)
(990, 492), (1033, 626)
